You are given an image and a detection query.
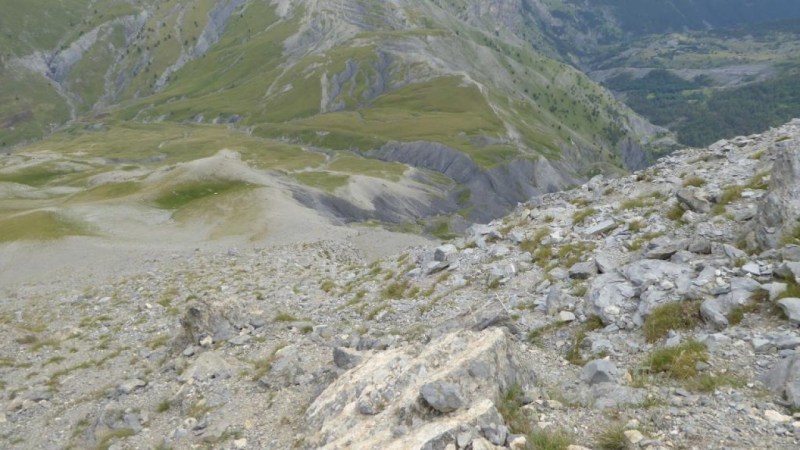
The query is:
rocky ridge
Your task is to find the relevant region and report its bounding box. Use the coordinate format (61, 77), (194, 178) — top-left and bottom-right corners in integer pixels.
(1, 119), (800, 449)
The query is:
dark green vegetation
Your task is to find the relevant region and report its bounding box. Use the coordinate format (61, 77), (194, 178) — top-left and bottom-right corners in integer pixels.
(606, 67), (800, 147)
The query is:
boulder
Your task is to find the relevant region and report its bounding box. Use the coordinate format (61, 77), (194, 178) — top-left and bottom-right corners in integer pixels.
(180, 351), (234, 382)
(676, 188), (711, 213)
(569, 261), (597, 280)
(642, 237), (689, 260)
(754, 145), (800, 248)
(777, 298), (800, 325)
(420, 381), (465, 413)
(434, 244), (458, 262)
(333, 347), (363, 370)
(588, 273), (636, 325)
(763, 351), (800, 409)
(582, 360), (619, 385)
(172, 297), (247, 351)
(304, 328), (535, 449)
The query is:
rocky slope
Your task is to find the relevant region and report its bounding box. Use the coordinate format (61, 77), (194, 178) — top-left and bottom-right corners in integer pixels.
(1, 119), (800, 449)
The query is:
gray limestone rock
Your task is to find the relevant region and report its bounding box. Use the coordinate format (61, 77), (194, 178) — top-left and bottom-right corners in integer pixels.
(434, 244), (458, 262)
(642, 237), (689, 260)
(701, 298), (729, 330)
(775, 262), (800, 282)
(676, 188), (711, 213)
(777, 298), (800, 324)
(180, 351), (233, 382)
(754, 145), (800, 249)
(595, 255), (617, 274)
(569, 261), (597, 280)
(582, 360), (619, 385)
(588, 273), (636, 324)
(116, 379), (146, 396)
(333, 347), (363, 370)
(763, 351), (800, 409)
(421, 381), (466, 413)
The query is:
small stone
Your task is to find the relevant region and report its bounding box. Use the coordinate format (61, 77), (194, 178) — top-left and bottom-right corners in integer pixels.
(595, 255), (616, 274)
(752, 338), (774, 353)
(117, 379), (146, 395)
(182, 346), (196, 357)
(569, 261), (597, 280)
(742, 262), (761, 276)
(777, 298), (800, 324)
(470, 437), (496, 450)
(333, 347), (362, 370)
(558, 311), (576, 323)
(624, 430), (645, 444)
(769, 283), (789, 301)
(582, 359), (619, 385)
(434, 244), (458, 262)
(426, 261), (450, 275)
(199, 336), (213, 347)
(420, 381), (465, 413)
(0, 412), (6, 424)
(584, 219), (617, 236)
(509, 435), (528, 450)
(233, 438), (248, 449)
(765, 410), (792, 423)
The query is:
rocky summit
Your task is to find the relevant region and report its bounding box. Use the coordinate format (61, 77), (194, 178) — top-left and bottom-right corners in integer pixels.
(1, 117), (799, 449)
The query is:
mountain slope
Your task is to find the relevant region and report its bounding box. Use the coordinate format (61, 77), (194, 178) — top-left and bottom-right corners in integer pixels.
(0, 0), (673, 227)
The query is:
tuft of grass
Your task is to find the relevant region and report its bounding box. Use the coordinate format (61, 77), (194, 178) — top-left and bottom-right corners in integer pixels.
(274, 312), (299, 322)
(718, 185), (743, 206)
(627, 220), (644, 233)
(157, 399), (171, 413)
(643, 301), (701, 343)
(597, 424), (629, 450)
(572, 208), (597, 225)
(381, 280), (410, 300)
(780, 225), (800, 246)
(682, 176), (706, 187)
(665, 204), (685, 221)
(497, 384), (529, 433)
(746, 171), (770, 190)
(777, 280), (800, 300)
(146, 335), (170, 350)
(251, 344), (285, 381)
(685, 373), (745, 393)
(565, 316), (604, 365)
(527, 429), (573, 450)
(95, 428), (136, 450)
(520, 227), (551, 253)
(320, 279), (335, 293)
(644, 340), (707, 380)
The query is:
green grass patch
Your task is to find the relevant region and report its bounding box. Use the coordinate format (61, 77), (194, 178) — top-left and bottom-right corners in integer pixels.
(0, 211), (90, 242)
(643, 301), (701, 343)
(644, 340), (708, 380)
(597, 424), (629, 450)
(293, 172), (349, 192)
(718, 185), (744, 206)
(520, 227), (551, 253)
(572, 208), (597, 225)
(682, 176), (706, 187)
(153, 179), (250, 209)
(665, 204), (685, 221)
(565, 316), (604, 365)
(274, 312), (299, 322)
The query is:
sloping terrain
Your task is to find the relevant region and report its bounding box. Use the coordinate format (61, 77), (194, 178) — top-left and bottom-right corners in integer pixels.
(1, 120), (799, 449)
(2, 0), (678, 227)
